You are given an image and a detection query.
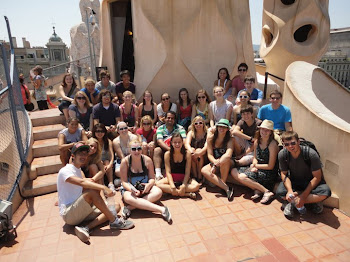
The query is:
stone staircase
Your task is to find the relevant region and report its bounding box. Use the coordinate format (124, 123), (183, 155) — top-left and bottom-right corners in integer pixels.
(23, 108), (65, 197)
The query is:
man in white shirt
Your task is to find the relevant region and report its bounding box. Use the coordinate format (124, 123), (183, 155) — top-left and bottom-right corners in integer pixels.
(57, 142), (134, 242)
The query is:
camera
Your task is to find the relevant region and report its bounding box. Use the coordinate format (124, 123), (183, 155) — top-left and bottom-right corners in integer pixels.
(134, 181), (145, 191)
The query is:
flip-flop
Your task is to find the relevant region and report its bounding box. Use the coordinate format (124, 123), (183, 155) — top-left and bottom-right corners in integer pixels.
(260, 191), (274, 204)
(251, 191), (262, 200)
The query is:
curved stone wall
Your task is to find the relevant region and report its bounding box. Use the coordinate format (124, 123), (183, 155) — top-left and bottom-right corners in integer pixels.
(284, 61), (350, 215)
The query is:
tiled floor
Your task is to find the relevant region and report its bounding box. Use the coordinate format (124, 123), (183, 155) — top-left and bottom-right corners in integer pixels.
(1, 185), (350, 262)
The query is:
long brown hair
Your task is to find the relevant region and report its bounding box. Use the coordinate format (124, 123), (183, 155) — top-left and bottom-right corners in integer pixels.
(212, 126), (231, 149)
(170, 132), (186, 166)
(61, 73), (77, 88)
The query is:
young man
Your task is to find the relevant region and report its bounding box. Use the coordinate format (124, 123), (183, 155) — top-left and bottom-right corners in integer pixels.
(81, 78), (100, 105)
(237, 76), (263, 106)
(231, 62), (248, 97)
(115, 70), (136, 103)
(92, 89), (121, 139)
(95, 70), (116, 94)
(276, 131), (331, 218)
(231, 105), (262, 166)
(258, 90), (292, 133)
(153, 111), (186, 179)
(57, 142), (134, 242)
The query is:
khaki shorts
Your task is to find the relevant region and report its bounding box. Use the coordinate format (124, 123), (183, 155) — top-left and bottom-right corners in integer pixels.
(62, 194), (101, 225)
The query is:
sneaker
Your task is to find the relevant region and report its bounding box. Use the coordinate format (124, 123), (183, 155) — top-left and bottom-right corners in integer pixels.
(122, 206), (131, 219)
(155, 173), (164, 181)
(162, 206), (172, 223)
(207, 181), (216, 188)
(311, 202), (324, 214)
(114, 178), (122, 188)
(74, 226), (90, 242)
(283, 202), (295, 218)
(226, 187), (234, 202)
(108, 183), (116, 192)
(110, 217), (134, 230)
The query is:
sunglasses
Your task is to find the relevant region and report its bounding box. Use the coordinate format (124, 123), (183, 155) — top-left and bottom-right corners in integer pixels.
(131, 146), (142, 151)
(239, 95), (249, 99)
(194, 122), (203, 125)
(76, 97), (86, 100)
(95, 130), (105, 133)
(238, 68), (247, 72)
(143, 122), (151, 126)
(283, 141), (297, 147)
(162, 97), (170, 101)
(102, 94), (111, 98)
(197, 96), (206, 99)
(270, 97), (281, 100)
(119, 127), (128, 131)
(214, 90), (223, 93)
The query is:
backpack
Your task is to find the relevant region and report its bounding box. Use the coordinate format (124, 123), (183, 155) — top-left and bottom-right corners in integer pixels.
(281, 138), (320, 168)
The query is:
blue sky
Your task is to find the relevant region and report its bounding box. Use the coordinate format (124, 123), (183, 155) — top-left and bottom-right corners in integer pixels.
(0, 0), (349, 47)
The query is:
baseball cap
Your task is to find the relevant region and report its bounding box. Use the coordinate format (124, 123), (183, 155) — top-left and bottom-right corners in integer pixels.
(71, 142), (90, 155)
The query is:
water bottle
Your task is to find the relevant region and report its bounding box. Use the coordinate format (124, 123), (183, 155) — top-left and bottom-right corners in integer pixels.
(289, 194), (307, 215)
(107, 196), (117, 216)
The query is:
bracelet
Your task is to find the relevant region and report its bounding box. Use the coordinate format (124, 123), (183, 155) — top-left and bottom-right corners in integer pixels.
(249, 136), (253, 142)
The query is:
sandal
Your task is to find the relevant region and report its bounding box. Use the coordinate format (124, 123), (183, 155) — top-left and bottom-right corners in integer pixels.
(189, 192), (197, 200)
(251, 190), (262, 200)
(260, 191), (274, 204)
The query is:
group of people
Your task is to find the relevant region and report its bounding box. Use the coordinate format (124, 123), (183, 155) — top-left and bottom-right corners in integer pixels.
(56, 66), (331, 243)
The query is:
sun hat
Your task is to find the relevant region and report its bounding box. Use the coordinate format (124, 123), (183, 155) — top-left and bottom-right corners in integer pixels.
(71, 142), (90, 155)
(259, 120), (274, 131)
(216, 119), (231, 128)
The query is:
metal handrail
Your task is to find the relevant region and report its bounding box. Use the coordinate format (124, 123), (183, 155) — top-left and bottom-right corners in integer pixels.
(264, 72), (285, 99)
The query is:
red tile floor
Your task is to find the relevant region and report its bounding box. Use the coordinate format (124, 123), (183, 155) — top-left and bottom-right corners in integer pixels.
(1, 185), (350, 262)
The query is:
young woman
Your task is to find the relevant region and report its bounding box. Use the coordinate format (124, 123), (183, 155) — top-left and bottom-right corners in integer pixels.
(176, 88), (193, 130)
(58, 73), (78, 121)
(156, 93), (177, 126)
(208, 86), (233, 127)
(69, 91), (93, 132)
(231, 120), (278, 204)
(58, 117), (88, 165)
(138, 90), (158, 125)
(157, 132), (200, 199)
(191, 89), (211, 126)
(30, 65), (48, 110)
(113, 122), (139, 178)
(119, 139), (171, 222)
(232, 90), (258, 124)
(120, 91), (139, 133)
(185, 116), (208, 183)
(93, 124), (115, 191)
(136, 115), (157, 158)
(82, 138), (106, 185)
(201, 119), (235, 201)
(214, 68), (232, 101)
(19, 74), (33, 111)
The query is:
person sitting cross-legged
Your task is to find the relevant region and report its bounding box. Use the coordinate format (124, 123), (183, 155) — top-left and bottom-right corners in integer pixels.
(156, 132), (200, 199)
(276, 131), (331, 218)
(120, 139), (172, 223)
(57, 142), (134, 243)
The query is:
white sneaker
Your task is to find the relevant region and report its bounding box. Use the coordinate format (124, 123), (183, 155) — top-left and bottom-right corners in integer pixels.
(155, 173), (164, 181)
(74, 226), (90, 242)
(108, 183), (116, 192)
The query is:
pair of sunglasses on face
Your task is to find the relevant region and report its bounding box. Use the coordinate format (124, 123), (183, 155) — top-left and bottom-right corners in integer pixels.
(283, 141), (297, 147)
(131, 146), (142, 151)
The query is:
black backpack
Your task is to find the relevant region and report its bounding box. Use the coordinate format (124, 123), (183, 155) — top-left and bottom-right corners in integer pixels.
(281, 138), (321, 168)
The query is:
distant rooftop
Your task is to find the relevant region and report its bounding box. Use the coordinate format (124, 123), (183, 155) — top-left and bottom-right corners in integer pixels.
(330, 27), (350, 33)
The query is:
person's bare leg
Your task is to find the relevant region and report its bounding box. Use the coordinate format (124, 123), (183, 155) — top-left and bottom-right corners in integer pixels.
(155, 177), (173, 193)
(123, 190), (164, 213)
(153, 147), (163, 169)
(63, 108), (69, 122)
(60, 150), (69, 165)
(201, 164), (229, 191)
(232, 172), (267, 193)
(104, 160), (113, 184)
(197, 157), (204, 181)
(191, 158), (198, 179)
(185, 179), (200, 192)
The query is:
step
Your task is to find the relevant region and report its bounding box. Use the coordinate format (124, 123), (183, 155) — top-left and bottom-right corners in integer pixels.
(30, 108), (65, 127)
(22, 173), (58, 197)
(31, 155), (63, 176)
(33, 138), (60, 157)
(33, 124), (65, 140)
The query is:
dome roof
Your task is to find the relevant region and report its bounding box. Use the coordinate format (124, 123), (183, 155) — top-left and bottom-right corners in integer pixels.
(49, 27), (62, 42)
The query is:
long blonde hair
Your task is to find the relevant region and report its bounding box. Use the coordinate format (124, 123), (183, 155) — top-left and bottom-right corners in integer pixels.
(86, 138), (101, 164)
(190, 116), (207, 138)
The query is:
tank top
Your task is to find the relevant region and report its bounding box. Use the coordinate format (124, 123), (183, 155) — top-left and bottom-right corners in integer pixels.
(121, 104), (136, 127)
(179, 104), (192, 119)
(58, 128), (83, 144)
(209, 100), (232, 123)
(213, 147), (227, 159)
(190, 133), (207, 149)
(128, 155), (149, 185)
(171, 155), (186, 174)
(195, 104), (209, 120)
(141, 104), (155, 119)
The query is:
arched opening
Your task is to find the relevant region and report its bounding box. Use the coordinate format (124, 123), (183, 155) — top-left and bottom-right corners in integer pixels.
(110, 0), (135, 81)
(294, 24), (315, 43)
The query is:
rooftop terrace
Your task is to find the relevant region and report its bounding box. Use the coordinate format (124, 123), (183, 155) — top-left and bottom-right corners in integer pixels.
(1, 185), (350, 262)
